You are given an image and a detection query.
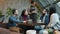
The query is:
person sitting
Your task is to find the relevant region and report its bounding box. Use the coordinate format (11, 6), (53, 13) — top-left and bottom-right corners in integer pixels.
(7, 9), (26, 28)
(19, 9), (33, 34)
(47, 7), (60, 31)
(40, 9), (49, 26)
(39, 7), (60, 34)
(19, 9), (29, 22)
(34, 9), (49, 31)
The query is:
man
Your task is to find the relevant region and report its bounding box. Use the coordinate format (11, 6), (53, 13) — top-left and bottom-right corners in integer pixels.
(35, 9), (49, 31)
(7, 9), (26, 28)
(40, 9), (49, 26)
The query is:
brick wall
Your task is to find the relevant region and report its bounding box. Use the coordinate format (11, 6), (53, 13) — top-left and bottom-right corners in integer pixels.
(0, 0), (30, 22)
(0, 0), (30, 15)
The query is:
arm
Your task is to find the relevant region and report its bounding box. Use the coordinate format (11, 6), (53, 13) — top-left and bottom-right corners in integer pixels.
(48, 14), (59, 27)
(19, 16), (24, 21)
(10, 17), (22, 23)
(45, 15), (49, 25)
(40, 16), (43, 22)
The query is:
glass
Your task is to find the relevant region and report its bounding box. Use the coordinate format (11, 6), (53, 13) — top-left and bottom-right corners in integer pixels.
(39, 0), (49, 7)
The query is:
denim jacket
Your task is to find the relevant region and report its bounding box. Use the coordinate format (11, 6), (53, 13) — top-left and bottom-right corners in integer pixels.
(40, 14), (49, 25)
(7, 15), (22, 27)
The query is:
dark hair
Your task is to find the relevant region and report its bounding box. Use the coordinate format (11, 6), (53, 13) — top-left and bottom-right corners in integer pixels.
(44, 9), (49, 13)
(12, 9), (16, 14)
(43, 7), (49, 13)
(31, 0), (34, 4)
(49, 7), (56, 17)
(21, 9), (26, 16)
(49, 7), (56, 21)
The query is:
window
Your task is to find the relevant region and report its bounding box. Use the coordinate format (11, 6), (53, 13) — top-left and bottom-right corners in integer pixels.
(39, 0), (49, 7)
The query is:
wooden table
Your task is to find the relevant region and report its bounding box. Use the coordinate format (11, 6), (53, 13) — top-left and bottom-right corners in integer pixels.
(18, 23), (45, 27)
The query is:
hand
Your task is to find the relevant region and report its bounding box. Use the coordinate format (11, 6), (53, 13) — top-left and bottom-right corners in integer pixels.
(16, 24), (18, 26)
(23, 21), (26, 23)
(23, 21), (27, 24)
(45, 26), (50, 29)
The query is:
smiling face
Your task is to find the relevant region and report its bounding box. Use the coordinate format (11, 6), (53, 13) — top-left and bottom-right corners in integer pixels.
(24, 10), (28, 15)
(14, 10), (18, 16)
(42, 9), (47, 14)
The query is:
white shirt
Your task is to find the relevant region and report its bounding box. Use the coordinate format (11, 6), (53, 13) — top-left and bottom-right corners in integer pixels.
(48, 13), (60, 27)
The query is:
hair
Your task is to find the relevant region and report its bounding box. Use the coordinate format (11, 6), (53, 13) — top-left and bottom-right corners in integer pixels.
(49, 7), (56, 17)
(44, 9), (49, 13)
(21, 9), (26, 16)
(12, 9), (16, 14)
(43, 7), (49, 13)
(31, 0), (34, 4)
(49, 7), (56, 22)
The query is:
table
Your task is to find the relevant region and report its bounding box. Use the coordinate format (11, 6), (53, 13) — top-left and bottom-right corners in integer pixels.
(0, 28), (21, 34)
(17, 22), (45, 27)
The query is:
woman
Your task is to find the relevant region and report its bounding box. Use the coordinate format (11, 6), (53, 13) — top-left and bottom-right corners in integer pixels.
(19, 9), (33, 34)
(39, 7), (60, 34)
(19, 9), (29, 22)
(47, 7), (60, 30)
(40, 9), (49, 26)
(45, 7), (60, 34)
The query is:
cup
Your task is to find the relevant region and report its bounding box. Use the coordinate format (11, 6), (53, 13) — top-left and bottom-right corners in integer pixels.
(28, 19), (32, 24)
(26, 30), (36, 34)
(37, 20), (41, 23)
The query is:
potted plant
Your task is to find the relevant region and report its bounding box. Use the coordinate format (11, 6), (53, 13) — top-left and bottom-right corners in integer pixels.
(0, 10), (4, 18)
(6, 7), (12, 17)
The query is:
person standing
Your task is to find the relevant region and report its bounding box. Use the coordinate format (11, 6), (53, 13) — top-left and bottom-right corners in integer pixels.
(19, 9), (29, 22)
(29, 1), (37, 23)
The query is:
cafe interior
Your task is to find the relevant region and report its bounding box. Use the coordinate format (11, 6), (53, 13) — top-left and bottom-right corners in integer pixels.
(0, 0), (60, 34)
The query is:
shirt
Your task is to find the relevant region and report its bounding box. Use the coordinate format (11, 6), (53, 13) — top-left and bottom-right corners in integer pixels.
(48, 13), (60, 30)
(7, 15), (22, 27)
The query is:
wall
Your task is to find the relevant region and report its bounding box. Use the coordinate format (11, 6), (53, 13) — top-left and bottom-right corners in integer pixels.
(0, 0), (30, 22)
(0, 0), (30, 15)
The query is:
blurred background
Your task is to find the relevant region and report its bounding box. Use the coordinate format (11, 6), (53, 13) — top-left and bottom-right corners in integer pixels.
(0, 0), (60, 23)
